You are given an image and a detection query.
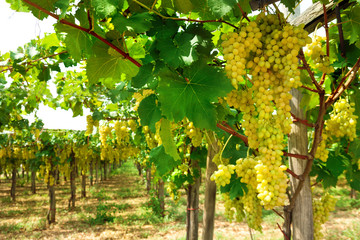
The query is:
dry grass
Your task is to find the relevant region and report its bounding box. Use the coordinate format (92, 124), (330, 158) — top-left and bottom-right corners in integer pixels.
(0, 163), (359, 240)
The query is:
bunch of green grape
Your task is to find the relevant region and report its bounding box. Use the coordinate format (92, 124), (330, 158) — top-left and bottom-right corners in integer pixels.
(313, 193), (337, 240)
(221, 12), (310, 209)
(304, 36), (334, 74)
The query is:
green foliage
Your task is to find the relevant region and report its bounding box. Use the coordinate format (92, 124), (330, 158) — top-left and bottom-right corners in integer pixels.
(138, 94), (162, 132)
(159, 118), (180, 161)
(157, 62), (232, 130)
(149, 145), (180, 177)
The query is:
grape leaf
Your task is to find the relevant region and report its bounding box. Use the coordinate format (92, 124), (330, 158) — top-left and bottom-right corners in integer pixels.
(343, 6), (360, 46)
(220, 173), (247, 199)
(162, 0), (194, 13)
(138, 94), (162, 133)
(222, 136), (248, 164)
(91, 0), (123, 18)
(207, 0), (237, 18)
(326, 151), (348, 178)
(237, 0), (251, 13)
(112, 12), (154, 34)
(280, 0), (297, 14)
(56, 23), (93, 62)
(157, 62), (232, 130)
(190, 147), (207, 168)
(24, 0), (57, 20)
(149, 145), (180, 177)
(131, 63), (155, 88)
(86, 42), (139, 85)
(345, 164), (360, 191)
(55, 0), (70, 19)
(157, 32), (199, 68)
(159, 118), (180, 161)
(5, 0), (29, 12)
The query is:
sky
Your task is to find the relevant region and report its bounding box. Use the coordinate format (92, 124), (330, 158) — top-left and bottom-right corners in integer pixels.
(0, 0), (88, 130)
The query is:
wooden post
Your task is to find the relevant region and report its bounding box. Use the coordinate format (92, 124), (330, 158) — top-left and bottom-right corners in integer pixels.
(47, 159), (56, 224)
(31, 170), (36, 194)
(146, 168), (151, 192)
(202, 132), (219, 240)
(286, 89), (313, 240)
(104, 161), (107, 181)
(69, 152), (76, 209)
(186, 159), (201, 240)
(158, 179), (165, 217)
(90, 160), (94, 187)
(81, 172), (86, 198)
(10, 167), (16, 201)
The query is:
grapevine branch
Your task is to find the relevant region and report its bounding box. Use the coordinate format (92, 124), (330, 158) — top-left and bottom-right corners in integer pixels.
(272, 209), (284, 219)
(290, 112), (315, 127)
(284, 152), (309, 160)
(22, 0), (142, 68)
(301, 85), (319, 93)
(237, 3), (251, 22)
(216, 122), (249, 146)
(0, 50), (67, 73)
(319, 4), (330, 86)
(286, 168), (301, 180)
(132, 0), (238, 29)
(335, 6), (345, 58)
(298, 49), (323, 91)
(326, 56), (360, 105)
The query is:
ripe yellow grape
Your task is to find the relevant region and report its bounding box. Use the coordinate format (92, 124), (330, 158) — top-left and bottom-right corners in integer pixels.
(221, 13), (310, 209)
(313, 193), (337, 240)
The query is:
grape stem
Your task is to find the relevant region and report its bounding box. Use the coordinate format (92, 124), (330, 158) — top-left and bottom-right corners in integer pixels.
(323, 4), (330, 58)
(22, 0), (142, 68)
(286, 168), (301, 180)
(326, 56), (360, 105)
(284, 152), (309, 160)
(0, 51), (67, 73)
(300, 85), (319, 93)
(216, 122), (249, 146)
(277, 223), (290, 240)
(335, 6), (346, 58)
(272, 209), (284, 219)
(298, 49), (323, 91)
(132, 0), (238, 29)
(237, 3), (251, 22)
(290, 112), (315, 127)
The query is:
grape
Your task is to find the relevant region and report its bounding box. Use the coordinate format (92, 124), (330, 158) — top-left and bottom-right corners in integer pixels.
(210, 164), (235, 187)
(85, 115), (94, 135)
(221, 13), (310, 209)
(313, 193), (337, 240)
(184, 120), (203, 147)
(304, 36), (334, 74)
(325, 99), (357, 141)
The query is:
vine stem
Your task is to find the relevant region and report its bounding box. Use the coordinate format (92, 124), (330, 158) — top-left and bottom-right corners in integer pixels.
(272, 209), (284, 219)
(0, 50), (67, 73)
(286, 169), (301, 180)
(326, 56), (360, 105)
(290, 112), (315, 127)
(283, 152), (309, 160)
(298, 49), (323, 91)
(277, 223), (290, 240)
(301, 85), (319, 93)
(132, 0), (238, 29)
(319, 4), (330, 86)
(22, 0), (142, 68)
(335, 6), (345, 58)
(216, 123), (249, 146)
(237, 3), (251, 22)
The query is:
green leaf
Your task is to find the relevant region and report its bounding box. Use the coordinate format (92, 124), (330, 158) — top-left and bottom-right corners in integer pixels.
(6, 0), (29, 12)
(280, 0), (297, 14)
(24, 0), (57, 20)
(207, 0), (237, 18)
(55, 0), (70, 19)
(220, 173), (247, 199)
(72, 101), (83, 117)
(149, 145), (179, 177)
(157, 62), (232, 130)
(222, 136), (248, 164)
(162, 0), (194, 13)
(37, 65), (51, 82)
(343, 6), (360, 46)
(92, 0), (123, 18)
(345, 164), (360, 191)
(157, 32), (199, 68)
(112, 12), (154, 34)
(326, 151), (348, 178)
(349, 139), (360, 158)
(159, 118), (180, 161)
(86, 42), (139, 85)
(190, 147), (207, 168)
(56, 23), (93, 62)
(237, 0), (251, 13)
(131, 63), (155, 88)
(138, 94), (162, 133)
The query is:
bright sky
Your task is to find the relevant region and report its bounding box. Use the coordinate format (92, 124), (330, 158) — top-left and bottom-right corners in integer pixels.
(0, 1), (88, 130)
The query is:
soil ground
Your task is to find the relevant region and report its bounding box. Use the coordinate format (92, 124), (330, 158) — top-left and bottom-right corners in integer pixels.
(0, 162), (359, 240)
